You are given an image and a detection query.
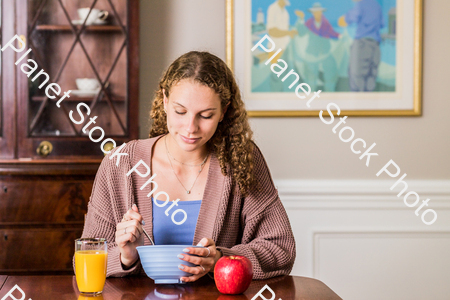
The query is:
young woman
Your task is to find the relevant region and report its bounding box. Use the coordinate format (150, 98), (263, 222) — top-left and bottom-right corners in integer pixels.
(81, 51), (296, 282)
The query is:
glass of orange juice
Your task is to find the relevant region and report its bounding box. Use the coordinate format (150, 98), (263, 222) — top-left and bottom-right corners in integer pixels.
(75, 238), (108, 295)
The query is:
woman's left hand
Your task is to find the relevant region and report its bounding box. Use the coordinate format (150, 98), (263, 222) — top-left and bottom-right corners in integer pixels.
(178, 237), (222, 282)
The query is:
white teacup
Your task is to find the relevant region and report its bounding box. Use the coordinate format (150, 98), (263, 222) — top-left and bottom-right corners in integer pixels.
(77, 8), (109, 25)
(76, 78), (100, 91)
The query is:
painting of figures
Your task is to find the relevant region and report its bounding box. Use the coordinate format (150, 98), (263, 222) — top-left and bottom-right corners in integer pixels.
(251, 0), (397, 93)
(227, 0), (422, 116)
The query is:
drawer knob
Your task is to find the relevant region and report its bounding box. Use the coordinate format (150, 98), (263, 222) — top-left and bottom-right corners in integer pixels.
(3, 186), (6, 193)
(103, 142), (115, 155)
(4, 235), (7, 241)
(37, 141), (53, 157)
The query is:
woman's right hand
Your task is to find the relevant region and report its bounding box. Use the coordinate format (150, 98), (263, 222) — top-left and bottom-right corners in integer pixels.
(115, 203), (144, 268)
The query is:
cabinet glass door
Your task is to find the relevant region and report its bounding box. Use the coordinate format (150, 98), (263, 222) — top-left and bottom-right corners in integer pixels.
(16, 0), (135, 159)
(0, 1), (2, 137)
(1, 0), (17, 160)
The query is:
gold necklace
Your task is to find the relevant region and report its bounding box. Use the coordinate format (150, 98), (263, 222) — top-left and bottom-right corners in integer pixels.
(165, 136), (208, 194)
(166, 143), (208, 167)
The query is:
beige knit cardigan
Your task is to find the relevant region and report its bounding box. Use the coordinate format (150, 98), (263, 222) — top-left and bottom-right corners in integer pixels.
(80, 135), (296, 279)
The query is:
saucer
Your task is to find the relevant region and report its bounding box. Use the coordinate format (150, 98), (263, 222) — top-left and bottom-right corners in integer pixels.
(71, 19), (107, 25)
(71, 89), (100, 97)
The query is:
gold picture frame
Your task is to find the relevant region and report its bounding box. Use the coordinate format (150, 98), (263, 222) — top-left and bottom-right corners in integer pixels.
(226, 0), (423, 117)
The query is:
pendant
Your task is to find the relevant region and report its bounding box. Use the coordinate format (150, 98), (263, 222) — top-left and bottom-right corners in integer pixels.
(187, 191), (190, 194)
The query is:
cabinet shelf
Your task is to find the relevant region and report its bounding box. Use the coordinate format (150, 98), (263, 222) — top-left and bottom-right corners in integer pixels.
(31, 95), (126, 102)
(35, 24), (122, 32)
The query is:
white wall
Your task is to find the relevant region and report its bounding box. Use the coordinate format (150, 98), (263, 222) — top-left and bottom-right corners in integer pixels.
(140, 1), (450, 299)
(278, 179), (450, 299)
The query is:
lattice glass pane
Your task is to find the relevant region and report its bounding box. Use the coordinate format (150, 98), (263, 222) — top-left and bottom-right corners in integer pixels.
(27, 0), (128, 137)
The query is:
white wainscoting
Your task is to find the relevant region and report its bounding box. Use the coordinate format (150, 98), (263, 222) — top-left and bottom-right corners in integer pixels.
(276, 179), (450, 300)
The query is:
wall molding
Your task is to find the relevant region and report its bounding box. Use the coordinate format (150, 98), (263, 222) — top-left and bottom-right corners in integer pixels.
(275, 179), (450, 209)
(311, 230), (450, 278)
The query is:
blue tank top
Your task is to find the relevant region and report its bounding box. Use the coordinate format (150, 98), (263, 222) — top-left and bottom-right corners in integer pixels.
(152, 198), (202, 245)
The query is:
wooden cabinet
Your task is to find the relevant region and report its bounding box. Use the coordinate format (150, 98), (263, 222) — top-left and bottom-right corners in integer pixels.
(0, 0), (139, 274)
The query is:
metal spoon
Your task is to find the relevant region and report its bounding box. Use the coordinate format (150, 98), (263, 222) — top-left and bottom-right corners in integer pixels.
(129, 204), (155, 245)
(142, 227), (155, 245)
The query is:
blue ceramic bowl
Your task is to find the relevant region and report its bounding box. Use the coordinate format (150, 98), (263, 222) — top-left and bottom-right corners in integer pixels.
(136, 245), (203, 284)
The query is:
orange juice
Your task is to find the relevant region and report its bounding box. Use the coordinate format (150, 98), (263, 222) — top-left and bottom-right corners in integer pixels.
(78, 295), (104, 300)
(75, 250), (108, 293)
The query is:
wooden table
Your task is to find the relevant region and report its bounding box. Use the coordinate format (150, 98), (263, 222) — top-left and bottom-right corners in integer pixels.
(0, 275), (342, 300)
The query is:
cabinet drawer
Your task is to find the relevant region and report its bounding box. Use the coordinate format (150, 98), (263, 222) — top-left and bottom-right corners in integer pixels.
(0, 228), (82, 273)
(0, 176), (93, 223)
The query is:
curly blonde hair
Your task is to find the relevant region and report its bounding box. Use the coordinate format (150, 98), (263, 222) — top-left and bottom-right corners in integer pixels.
(149, 51), (255, 196)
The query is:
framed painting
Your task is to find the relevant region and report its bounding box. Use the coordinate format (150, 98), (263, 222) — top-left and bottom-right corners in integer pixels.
(226, 0), (423, 117)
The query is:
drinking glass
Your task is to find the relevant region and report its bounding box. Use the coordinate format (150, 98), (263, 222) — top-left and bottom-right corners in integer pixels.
(75, 238), (108, 295)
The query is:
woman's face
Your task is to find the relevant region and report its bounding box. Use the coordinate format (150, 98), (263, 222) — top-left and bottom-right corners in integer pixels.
(163, 79), (226, 153)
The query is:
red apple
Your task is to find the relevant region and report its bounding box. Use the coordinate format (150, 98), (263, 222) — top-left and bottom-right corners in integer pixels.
(214, 255), (253, 294)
